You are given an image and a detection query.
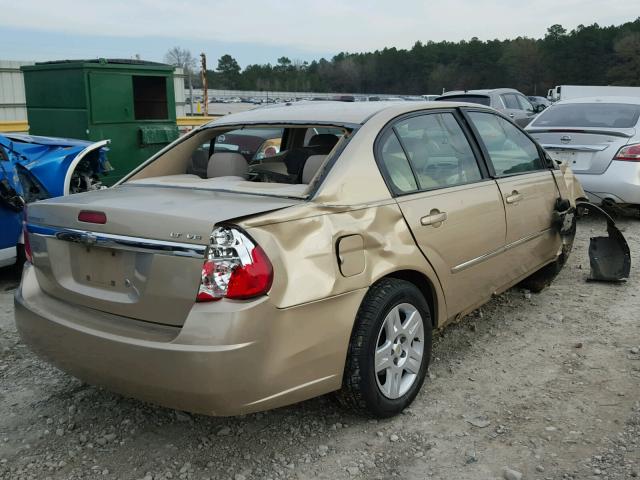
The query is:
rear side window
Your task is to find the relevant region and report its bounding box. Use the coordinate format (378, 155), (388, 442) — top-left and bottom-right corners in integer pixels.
(378, 130), (418, 193)
(436, 95), (491, 106)
(501, 94), (520, 109)
(378, 112), (482, 194)
(530, 103), (640, 129)
(394, 113), (482, 189)
(468, 111), (544, 176)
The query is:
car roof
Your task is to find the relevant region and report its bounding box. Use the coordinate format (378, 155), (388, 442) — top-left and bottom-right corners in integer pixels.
(555, 96), (640, 105)
(440, 88), (520, 97)
(207, 100), (489, 127)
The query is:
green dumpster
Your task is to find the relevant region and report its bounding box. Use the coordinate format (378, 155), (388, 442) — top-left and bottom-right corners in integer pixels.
(21, 59), (179, 185)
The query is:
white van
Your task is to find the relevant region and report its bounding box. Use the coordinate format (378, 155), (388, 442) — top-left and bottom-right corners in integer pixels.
(548, 85), (640, 102)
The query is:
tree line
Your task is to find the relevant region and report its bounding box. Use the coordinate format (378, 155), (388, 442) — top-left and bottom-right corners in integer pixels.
(166, 18), (640, 96)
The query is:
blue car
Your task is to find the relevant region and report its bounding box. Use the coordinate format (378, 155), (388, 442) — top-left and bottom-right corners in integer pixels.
(0, 133), (110, 268)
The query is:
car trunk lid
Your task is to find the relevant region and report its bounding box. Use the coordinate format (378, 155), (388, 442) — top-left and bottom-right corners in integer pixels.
(26, 185), (301, 326)
(528, 128), (635, 174)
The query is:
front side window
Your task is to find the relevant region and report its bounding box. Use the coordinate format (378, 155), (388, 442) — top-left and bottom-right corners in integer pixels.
(468, 111), (544, 176)
(392, 113), (482, 190)
(516, 95), (535, 113)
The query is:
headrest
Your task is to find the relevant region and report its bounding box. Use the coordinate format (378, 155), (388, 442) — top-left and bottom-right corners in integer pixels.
(308, 134), (339, 150)
(302, 155), (327, 184)
(207, 152), (248, 178)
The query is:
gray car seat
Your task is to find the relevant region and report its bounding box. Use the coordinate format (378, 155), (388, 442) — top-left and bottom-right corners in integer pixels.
(207, 152), (248, 179)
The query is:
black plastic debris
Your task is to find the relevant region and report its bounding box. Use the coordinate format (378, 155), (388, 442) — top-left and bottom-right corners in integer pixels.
(577, 201), (631, 282)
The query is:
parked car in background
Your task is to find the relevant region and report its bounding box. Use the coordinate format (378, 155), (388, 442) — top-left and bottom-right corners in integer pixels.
(526, 97), (640, 213)
(0, 133), (109, 268)
(436, 88), (540, 127)
(528, 96), (551, 111)
(16, 101), (583, 418)
(547, 85), (640, 102)
(422, 95), (440, 101)
(332, 95), (356, 102)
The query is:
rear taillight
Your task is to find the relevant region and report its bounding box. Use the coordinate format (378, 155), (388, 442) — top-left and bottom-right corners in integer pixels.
(614, 143), (640, 162)
(196, 226), (273, 302)
(23, 207), (32, 263)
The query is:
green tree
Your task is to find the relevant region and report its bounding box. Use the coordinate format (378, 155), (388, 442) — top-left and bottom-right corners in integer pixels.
(216, 54), (241, 88)
(608, 32), (640, 85)
(197, 18), (640, 95)
(499, 38), (544, 94)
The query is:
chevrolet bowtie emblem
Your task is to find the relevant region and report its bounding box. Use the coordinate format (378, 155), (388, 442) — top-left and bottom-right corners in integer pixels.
(79, 232), (98, 246)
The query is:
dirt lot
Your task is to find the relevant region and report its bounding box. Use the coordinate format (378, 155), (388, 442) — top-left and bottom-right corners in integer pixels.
(0, 216), (638, 480)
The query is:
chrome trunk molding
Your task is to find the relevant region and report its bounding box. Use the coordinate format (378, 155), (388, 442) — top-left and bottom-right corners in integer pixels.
(27, 224), (207, 258)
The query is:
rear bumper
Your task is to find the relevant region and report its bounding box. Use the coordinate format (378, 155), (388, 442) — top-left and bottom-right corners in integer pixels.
(576, 161), (640, 205)
(15, 263), (365, 416)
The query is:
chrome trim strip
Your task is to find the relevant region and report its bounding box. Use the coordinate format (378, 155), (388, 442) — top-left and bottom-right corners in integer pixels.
(542, 144), (608, 152)
(451, 228), (553, 274)
(528, 129), (632, 139)
(27, 224), (207, 259)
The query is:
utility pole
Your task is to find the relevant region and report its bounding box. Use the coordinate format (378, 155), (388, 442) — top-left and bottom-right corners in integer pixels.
(200, 53), (208, 116)
(188, 68), (194, 116)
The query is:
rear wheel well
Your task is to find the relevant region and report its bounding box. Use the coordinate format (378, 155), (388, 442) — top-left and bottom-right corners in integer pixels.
(384, 270), (438, 327)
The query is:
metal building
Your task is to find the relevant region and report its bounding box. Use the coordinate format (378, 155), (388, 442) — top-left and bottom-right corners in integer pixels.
(0, 60), (33, 132)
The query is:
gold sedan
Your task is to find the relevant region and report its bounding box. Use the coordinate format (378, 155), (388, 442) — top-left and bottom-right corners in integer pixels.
(15, 101), (583, 417)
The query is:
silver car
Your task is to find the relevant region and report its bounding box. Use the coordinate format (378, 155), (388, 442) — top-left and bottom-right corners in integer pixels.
(526, 97), (640, 212)
(436, 88), (540, 127)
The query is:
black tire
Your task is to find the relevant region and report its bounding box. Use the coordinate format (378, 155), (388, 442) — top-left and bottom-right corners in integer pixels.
(12, 244), (26, 274)
(337, 278), (432, 417)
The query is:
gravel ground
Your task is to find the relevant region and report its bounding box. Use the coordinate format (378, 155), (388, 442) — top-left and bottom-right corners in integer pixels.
(0, 216), (638, 480)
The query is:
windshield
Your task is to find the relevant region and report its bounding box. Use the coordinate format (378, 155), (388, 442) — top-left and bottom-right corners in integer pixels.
(436, 95), (491, 106)
(531, 103), (640, 129)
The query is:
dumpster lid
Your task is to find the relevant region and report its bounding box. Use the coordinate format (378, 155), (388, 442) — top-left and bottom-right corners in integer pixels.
(35, 58), (169, 66)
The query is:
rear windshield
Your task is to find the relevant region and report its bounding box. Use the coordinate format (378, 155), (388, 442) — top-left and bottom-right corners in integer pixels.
(436, 95), (491, 106)
(531, 103), (640, 129)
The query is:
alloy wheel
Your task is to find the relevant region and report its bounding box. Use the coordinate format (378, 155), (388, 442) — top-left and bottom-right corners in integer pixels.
(374, 302), (425, 399)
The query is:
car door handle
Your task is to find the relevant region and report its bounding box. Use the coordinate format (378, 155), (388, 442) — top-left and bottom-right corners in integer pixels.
(420, 210), (447, 227)
(505, 191), (523, 204)
(508, 113), (515, 118)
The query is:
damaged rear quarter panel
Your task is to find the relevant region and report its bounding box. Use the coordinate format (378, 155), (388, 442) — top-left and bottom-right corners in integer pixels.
(241, 202), (447, 326)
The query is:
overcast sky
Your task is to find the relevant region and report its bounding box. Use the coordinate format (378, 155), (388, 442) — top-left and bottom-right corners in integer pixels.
(0, 0), (636, 67)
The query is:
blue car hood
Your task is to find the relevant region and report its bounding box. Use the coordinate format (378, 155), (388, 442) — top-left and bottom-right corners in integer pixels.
(0, 133), (110, 197)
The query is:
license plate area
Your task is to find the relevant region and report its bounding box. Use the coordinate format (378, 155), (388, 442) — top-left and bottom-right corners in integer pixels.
(548, 150), (593, 171)
(70, 244), (127, 290)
